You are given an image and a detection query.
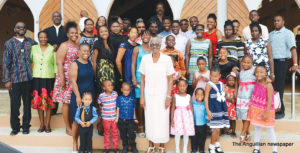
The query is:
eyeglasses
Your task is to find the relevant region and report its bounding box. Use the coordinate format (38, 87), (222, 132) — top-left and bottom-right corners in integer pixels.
(195, 29), (204, 31)
(150, 44), (160, 47)
(137, 26), (145, 28)
(15, 26), (25, 29)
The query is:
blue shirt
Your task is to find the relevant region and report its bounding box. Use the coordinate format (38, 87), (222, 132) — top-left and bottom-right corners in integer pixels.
(269, 27), (296, 59)
(116, 94), (136, 119)
(75, 105), (98, 124)
(192, 100), (207, 126)
(159, 30), (172, 37)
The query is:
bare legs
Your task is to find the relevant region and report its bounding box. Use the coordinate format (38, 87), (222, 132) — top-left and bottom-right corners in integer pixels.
(241, 120), (250, 141)
(147, 141), (166, 153)
(37, 110), (45, 131)
(45, 109), (51, 131)
(72, 121), (79, 151)
(62, 103), (72, 135)
(37, 109), (52, 132)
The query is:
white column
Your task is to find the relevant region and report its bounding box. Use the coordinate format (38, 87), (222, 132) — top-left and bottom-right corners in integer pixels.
(0, 0), (7, 11)
(24, 0), (48, 41)
(61, 0), (64, 25)
(167, 0), (186, 20)
(92, 0), (114, 18)
(217, 0), (227, 34)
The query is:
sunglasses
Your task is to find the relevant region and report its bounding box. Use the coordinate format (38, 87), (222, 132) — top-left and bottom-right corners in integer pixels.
(15, 26), (26, 29)
(150, 44), (160, 47)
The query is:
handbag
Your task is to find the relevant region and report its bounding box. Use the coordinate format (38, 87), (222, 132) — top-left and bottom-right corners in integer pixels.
(274, 92), (281, 112)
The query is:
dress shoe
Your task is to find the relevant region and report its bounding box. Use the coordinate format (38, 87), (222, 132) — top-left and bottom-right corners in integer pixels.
(10, 130), (19, 135)
(22, 129), (30, 134)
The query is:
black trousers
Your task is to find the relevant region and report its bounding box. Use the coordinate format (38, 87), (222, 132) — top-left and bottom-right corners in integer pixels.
(191, 125), (207, 152)
(118, 119), (136, 147)
(273, 59), (288, 114)
(9, 81), (32, 131)
(79, 125), (93, 152)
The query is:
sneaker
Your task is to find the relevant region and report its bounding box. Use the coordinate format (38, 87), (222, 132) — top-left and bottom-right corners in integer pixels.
(215, 147), (224, 153)
(252, 149), (260, 153)
(208, 148), (216, 153)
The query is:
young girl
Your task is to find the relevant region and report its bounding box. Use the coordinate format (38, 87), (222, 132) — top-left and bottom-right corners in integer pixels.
(224, 72), (237, 137)
(247, 64), (277, 153)
(192, 56), (210, 101)
(204, 66), (229, 153)
(218, 48), (238, 84)
(191, 88), (207, 153)
(171, 79), (195, 153)
(236, 55), (256, 142)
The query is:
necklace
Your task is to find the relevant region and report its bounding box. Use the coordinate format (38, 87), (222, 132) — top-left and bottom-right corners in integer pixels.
(121, 96), (132, 104)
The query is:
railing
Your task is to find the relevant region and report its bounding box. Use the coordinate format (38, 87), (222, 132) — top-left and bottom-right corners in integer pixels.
(291, 72), (296, 119)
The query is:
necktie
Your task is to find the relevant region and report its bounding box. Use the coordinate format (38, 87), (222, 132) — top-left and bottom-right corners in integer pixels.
(81, 107), (86, 122)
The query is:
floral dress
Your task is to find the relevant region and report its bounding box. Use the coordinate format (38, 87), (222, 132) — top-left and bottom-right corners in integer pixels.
(245, 37), (270, 74)
(53, 42), (79, 104)
(225, 86), (236, 120)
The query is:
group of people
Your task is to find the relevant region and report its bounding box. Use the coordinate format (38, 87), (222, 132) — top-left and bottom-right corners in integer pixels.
(2, 2), (298, 153)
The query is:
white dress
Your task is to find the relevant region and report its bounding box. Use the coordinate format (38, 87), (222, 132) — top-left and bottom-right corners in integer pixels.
(139, 53), (175, 143)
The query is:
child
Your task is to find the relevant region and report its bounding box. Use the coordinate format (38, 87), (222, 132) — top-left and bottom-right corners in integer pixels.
(98, 80), (119, 153)
(224, 72), (237, 137)
(191, 88), (207, 153)
(115, 82), (139, 153)
(236, 55), (256, 142)
(204, 66), (229, 153)
(247, 64), (277, 153)
(218, 48), (238, 84)
(171, 79), (195, 153)
(75, 91), (98, 153)
(191, 56), (210, 101)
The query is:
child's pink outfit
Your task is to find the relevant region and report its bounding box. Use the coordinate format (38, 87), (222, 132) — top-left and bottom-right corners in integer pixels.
(192, 70), (210, 101)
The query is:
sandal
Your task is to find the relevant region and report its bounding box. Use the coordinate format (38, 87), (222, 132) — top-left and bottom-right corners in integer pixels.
(158, 147), (166, 153)
(146, 147), (155, 153)
(45, 128), (52, 133)
(240, 135), (246, 142)
(37, 127), (45, 133)
(245, 134), (251, 141)
(230, 132), (237, 138)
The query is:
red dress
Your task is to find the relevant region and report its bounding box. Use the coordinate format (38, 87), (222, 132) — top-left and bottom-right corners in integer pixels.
(225, 86), (236, 120)
(204, 29), (219, 56)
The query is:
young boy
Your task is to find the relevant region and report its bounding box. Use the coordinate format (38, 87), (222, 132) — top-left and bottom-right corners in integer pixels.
(158, 17), (172, 37)
(75, 91), (98, 153)
(161, 35), (186, 76)
(98, 80), (119, 153)
(115, 82), (139, 153)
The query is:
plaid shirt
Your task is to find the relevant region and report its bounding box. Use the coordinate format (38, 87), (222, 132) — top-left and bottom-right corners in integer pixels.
(2, 37), (37, 83)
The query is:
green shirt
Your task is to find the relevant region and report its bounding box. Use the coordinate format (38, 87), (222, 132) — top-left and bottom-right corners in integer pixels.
(30, 44), (57, 78)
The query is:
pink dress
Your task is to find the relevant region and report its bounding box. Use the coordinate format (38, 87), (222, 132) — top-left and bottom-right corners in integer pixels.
(171, 94), (195, 136)
(53, 42), (79, 104)
(192, 70), (210, 101)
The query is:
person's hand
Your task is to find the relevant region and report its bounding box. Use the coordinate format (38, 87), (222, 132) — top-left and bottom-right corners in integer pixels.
(165, 97), (171, 109)
(232, 67), (238, 74)
(53, 44), (58, 51)
(207, 111), (213, 120)
(202, 76), (209, 82)
(114, 118), (118, 124)
(132, 80), (138, 88)
(5, 82), (12, 91)
(80, 122), (86, 127)
(86, 121), (91, 127)
(60, 80), (66, 89)
(263, 111), (269, 121)
(177, 70), (182, 79)
(196, 75), (202, 81)
(171, 120), (174, 127)
(289, 65), (298, 72)
(269, 75), (275, 82)
(76, 96), (82, 107)
(140, 97), (145, 108)
(134, 119), (139, 124)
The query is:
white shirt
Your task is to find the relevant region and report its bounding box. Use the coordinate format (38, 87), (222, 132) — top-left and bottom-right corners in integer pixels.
(160, 33), (188, 57)
(242, 24), (269, 41)
(184, 29), (196, 40)
(15, 37), (24, 42)
(79, 17), (88, 32)
(54, 25), (61, 37)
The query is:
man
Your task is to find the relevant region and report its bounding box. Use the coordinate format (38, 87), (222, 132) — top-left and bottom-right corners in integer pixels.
(232, 19), (242, 39)
(185, 16), (199, 39)
(122, 18), (131, 36)
(180, 19), (189, 35)
(161, 20), (188, 58)
(269, 15), (298, 119)
(148, 2), (170, 33)
(158, 17), (172, 37)
(79, 10), (88, 32)
(242, 10), (269, 40)
(43, 11), (68, 115)
(2, 22), (37, 135)
(44, 11), (68, 51)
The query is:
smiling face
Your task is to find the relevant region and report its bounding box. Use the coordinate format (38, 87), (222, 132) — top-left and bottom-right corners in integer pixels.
(84, 19), (94, 33)
(189, 17), (199, 29)
(197, 59), (207, 71)
(162, 19), (171, 32)
(177, 80), (188, 94)
(233, 22), (240, 35)
(79, 45), (90, 61)
(128, 28), (138, 41)
(254, 66), (267, 81)
(207, 18), (216, 30)
(195, 89), (204, 102)
(166, 35), (175, 48)
(103, 80), (114, 93)
(14, 22), (26, 37)
(180, 20), (189, 32)
(150, 40), (161, 53)
(82, 93), (93, 107)
(218, 48), (229, 61)
(171, 22), (180, 35)
(195, 25), (204, 38)
(241, 56), (253, 71)
(137, 22), (146, 34)
(149, 23), (158, 35)
(67, 27), (78, 42)
(121, 83), (131, 96)
(38, 32), (48, 45)
(99, 26), (109, 40)
(226, 76), (235, 87)
(141, 31), (151, 43)
(98, 17), (106, 26)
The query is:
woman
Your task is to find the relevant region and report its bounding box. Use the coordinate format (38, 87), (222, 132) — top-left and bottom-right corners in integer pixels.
(216, 20), (245, 65)
(80, 18), (98, 61)
(69, 43), (95, 152)
(148, 20), (159, 38)
(139, 37), (174, 153)
(116, 27), (139, 94)
(92, 26), (116, 94)
(203, 13), (223, 58)
(53, 21), (79, 136)
(245, 22), (274, 80)
(30, 31), (56, 133)
(131, 30), (152, 137)
(186, 24), (212, 86)
(136, 18), (146, 44)
(93, 16), (107, 35)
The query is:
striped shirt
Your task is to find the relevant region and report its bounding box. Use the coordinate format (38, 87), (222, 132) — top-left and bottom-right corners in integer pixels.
(2, 37), (37, 83)
(98, 91), (118, 120)
(216, 36), (245, 63)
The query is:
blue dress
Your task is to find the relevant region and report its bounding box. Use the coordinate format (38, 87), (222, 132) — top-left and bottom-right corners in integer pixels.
(135, 45), (152, 98)
(207, 81), (230, 128)
(120, 41), (136, 94)
(70, 60), (95, 120)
